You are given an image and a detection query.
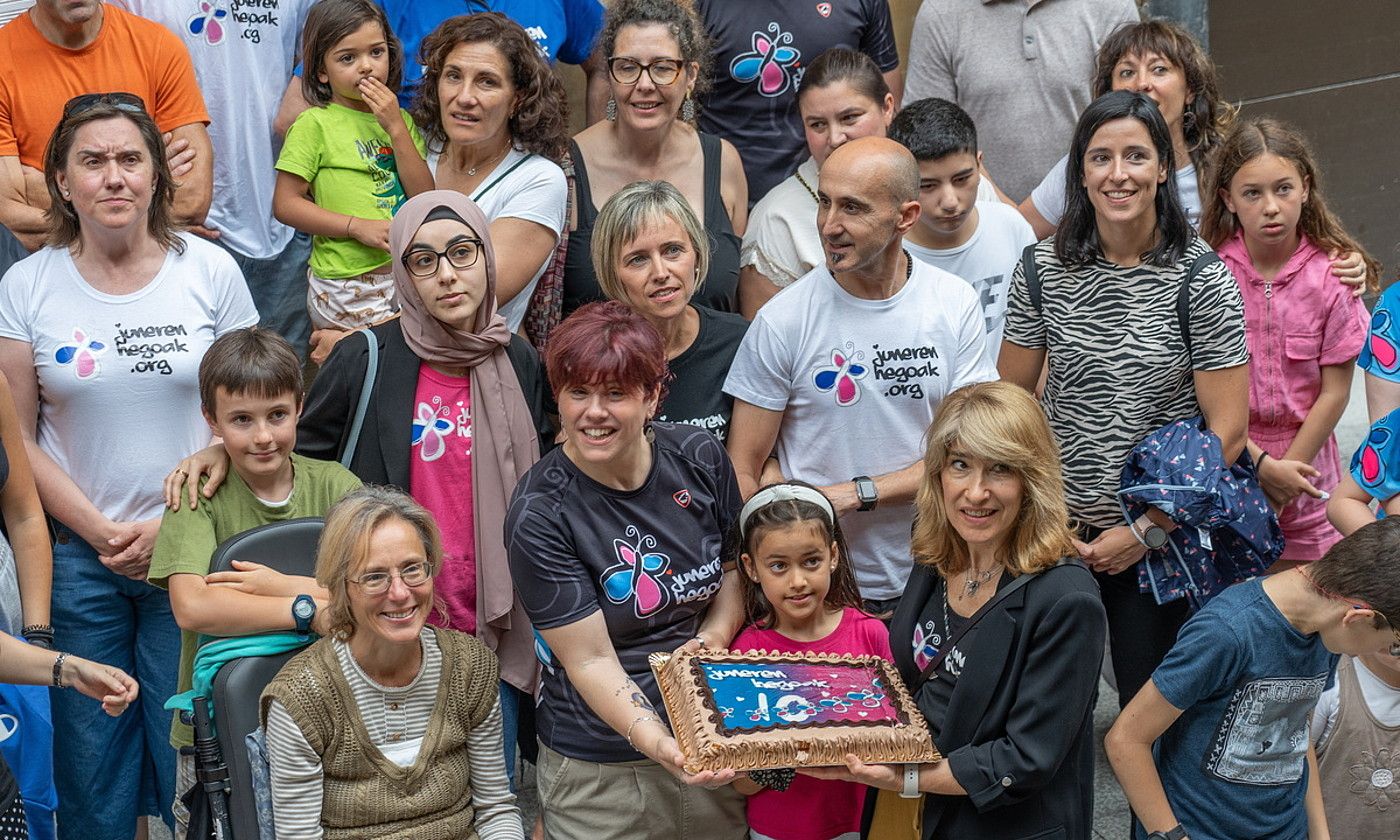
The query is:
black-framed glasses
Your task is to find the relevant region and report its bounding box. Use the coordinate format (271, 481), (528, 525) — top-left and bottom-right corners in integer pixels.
(607, 57), (684, 86)
(401, 238), (483, 278)
(63, 92), (148, 118)
(347, 561), (434, 595)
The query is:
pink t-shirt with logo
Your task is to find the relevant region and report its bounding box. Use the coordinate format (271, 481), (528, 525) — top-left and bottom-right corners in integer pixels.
(732, 607), (894, 840)
(408, 362), (477, 633)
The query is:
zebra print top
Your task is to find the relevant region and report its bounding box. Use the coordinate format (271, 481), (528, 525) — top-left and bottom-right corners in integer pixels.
(1003, 237), (1249, 527)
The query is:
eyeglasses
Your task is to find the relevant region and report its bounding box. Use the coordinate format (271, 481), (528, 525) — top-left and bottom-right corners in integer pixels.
(348, 561), (434, 595)
(63, 92), (148, 118)
(607, 57), (684, 86)
(401, 238), (483, 278)
(1304, 570), (1400, 657)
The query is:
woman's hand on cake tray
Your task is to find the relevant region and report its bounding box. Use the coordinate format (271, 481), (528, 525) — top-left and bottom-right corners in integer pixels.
(655, 733), (739, 789)
(800, 754), (901, 790)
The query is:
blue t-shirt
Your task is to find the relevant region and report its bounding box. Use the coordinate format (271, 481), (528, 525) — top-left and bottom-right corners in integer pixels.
(381, 0), (605, 106)
(1357, 279), (1400, 382)
(1146, 579), (1337, 840)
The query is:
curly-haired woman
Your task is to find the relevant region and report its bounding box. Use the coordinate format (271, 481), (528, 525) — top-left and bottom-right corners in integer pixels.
(412, 12), (570, 333)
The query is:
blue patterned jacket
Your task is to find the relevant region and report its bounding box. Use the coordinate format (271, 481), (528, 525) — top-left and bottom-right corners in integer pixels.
(1117, 417), (1283, 609)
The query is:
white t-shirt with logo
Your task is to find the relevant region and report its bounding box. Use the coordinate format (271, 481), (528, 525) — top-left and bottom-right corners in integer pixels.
(1030, 152), (1201, 230)
(427, 148), (567, 332)
(724, 260), (997, 599)
(0, 234), (258, 522)
(906, 200), (1037, 358)
(121, 0), (317, 259)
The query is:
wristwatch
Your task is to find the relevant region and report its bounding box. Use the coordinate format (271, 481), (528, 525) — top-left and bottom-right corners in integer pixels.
(853, 476), (878, 511)
(291, 594), (317, 637)
(1145, 826), (1187, 840)
(899, 763), (920, 798)
(1132, 515), (1169, 550)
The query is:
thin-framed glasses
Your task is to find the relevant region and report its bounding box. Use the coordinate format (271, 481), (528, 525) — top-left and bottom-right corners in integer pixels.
(63, 92), (148, 118)
(1304, 570), (1400, 656)
(348, 561), (434, 595)
(607, 57), (684, 86)
(401, 238), (483, 278)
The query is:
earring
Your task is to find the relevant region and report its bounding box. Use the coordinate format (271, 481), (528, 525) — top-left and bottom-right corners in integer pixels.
(606, 98), (617, 122)
(680, 94), (695, 122)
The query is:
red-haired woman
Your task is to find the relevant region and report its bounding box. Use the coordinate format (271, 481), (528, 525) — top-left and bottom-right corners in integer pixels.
(506, 301), (747, 838)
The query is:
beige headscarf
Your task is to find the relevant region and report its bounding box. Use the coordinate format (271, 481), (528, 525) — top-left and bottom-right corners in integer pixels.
(390, 190), (540, 692)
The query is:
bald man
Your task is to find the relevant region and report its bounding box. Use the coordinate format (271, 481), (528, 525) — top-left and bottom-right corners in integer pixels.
(724, 137), (997, 609)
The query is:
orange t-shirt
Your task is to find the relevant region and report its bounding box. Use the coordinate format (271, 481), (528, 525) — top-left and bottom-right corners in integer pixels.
(0, 4), (209, 169)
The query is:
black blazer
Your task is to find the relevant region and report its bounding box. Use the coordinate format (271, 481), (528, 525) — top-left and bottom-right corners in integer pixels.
(296, 320), (552, 486)
(889, 561), (1107, 840)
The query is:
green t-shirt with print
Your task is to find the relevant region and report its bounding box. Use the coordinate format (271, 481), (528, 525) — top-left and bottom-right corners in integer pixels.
(276, 102), (427, 279)
(148, 453), (362, 747)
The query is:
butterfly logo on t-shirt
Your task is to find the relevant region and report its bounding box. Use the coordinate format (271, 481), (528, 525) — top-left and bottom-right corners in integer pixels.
(412, 401), (455, 462)
(601, 525), (672, 618)
(1364, 310), (1400, 374)
(1358, 425), (1391, 491)
(54, 328), (106, 380)
(813, 342), (867, 407)
(912, 623), (941, 671)
(730, 22), (801, 97)
(187, 1), (228, 46)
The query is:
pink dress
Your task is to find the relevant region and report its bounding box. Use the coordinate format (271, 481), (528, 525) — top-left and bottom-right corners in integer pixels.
(1219, 232), (1368, 560)
(731, 607), (893, 840)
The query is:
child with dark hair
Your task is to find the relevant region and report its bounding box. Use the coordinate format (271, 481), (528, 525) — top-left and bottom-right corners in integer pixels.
(273, 0), (432, 354)
(888, 98), (1035, 358)
(147, 326), (362, 834)
(728, 481), (889, 840)
(1106, 517), (1400, 840)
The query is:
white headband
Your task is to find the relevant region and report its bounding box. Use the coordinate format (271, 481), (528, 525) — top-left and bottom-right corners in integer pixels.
(739, 485), (837, 539)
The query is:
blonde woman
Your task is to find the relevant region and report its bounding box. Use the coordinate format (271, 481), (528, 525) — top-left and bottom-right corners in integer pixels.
(805, 381), (1107, 839)
(592, 180), (747, 442)
(261, 487), (522, 839)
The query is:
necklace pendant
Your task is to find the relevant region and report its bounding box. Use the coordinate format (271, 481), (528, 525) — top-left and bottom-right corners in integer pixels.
(963, 579), (979, 598)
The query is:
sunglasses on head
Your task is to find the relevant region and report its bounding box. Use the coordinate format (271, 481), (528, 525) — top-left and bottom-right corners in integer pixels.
(63, 92), (148, 118)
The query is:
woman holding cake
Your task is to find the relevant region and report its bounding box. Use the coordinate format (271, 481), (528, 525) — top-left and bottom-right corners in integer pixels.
(805, 381), (1108, 839)
(505, 302), (748, 838)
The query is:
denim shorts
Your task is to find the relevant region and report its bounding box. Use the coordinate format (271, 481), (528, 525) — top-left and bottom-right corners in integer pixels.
(50, 526), (179, 839)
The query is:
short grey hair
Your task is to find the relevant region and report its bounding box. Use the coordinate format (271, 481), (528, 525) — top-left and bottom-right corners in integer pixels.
(590, 180), (711, 306)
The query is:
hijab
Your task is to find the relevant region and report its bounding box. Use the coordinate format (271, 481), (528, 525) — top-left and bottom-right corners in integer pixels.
(389, 190), (540, 691)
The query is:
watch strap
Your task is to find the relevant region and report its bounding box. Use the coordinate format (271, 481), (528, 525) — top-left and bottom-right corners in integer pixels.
(899, 763), (920, 798)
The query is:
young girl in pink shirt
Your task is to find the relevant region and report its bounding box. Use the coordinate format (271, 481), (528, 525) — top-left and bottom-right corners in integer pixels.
(728, 482), (890, 840)
(1202, 118), (1378, 569)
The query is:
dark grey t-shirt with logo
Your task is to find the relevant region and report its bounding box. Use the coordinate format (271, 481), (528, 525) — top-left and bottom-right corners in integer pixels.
(506, 422), (740, 761)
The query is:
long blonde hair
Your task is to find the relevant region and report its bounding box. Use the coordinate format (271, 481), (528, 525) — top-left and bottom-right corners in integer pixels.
(911, 382), (1075, 578)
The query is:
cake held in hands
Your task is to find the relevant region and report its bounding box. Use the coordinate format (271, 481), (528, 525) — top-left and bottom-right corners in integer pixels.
(650, 648), (940, 773)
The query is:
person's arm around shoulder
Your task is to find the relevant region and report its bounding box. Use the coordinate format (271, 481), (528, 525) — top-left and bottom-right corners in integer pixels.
(1105, 680), (1190, 838)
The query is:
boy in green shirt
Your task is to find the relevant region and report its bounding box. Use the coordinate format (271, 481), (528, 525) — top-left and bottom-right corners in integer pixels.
(147, 327), (361, 829)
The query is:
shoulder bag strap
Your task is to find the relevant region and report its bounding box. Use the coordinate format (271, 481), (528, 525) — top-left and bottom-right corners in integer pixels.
(912, 569), (1041, 691)
(340, 329), (379, 469)
(472, 153), (535, 202)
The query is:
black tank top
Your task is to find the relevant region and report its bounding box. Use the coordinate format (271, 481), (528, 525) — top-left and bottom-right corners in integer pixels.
(562, 132), (741, 316)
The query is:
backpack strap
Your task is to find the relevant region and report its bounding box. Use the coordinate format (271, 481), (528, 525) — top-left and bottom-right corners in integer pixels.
(1178, 250), (1222, 364)
(1022, 243), (1042, 313)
